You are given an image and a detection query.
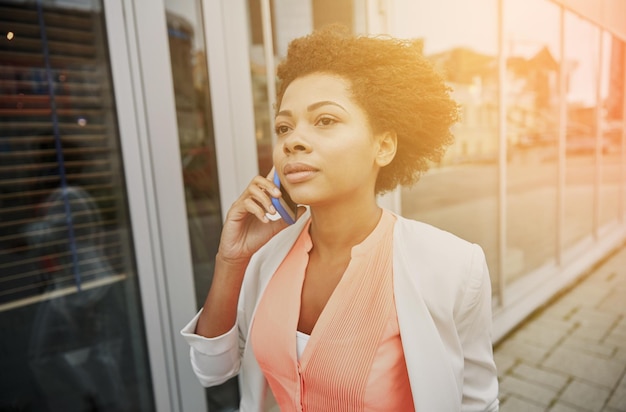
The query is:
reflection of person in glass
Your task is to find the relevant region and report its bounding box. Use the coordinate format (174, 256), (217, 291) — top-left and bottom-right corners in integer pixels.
(27, 186), (129, 411)
(182, 26), (499, 411)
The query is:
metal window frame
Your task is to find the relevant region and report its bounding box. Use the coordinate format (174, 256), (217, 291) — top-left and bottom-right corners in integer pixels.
(203, 0), (260, 213)
(105, 0), (209, 410)
(594, 25), (603, 240)
(496, 0), (507, 307)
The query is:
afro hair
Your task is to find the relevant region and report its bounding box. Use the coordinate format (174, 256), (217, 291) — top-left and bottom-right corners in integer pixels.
(276, 25), (459, 194)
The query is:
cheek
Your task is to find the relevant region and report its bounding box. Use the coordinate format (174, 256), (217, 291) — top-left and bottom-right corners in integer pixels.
(272, 144), (283, 164)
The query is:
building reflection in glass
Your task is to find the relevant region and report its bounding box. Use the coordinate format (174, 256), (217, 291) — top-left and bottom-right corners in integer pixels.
(563, 12), (600, 253)
(394, 0), (501, 299)
(599, 33), (625, 230)
(504, 0), (560, 283)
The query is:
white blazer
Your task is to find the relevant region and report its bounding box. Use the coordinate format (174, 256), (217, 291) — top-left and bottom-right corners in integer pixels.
(181, 210), (499, 411)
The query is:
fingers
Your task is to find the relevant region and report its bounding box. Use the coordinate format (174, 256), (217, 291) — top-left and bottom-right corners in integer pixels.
(233, 175), (281, 223)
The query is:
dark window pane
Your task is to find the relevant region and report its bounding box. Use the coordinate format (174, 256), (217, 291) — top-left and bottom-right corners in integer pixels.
(0, 1), (154, 410)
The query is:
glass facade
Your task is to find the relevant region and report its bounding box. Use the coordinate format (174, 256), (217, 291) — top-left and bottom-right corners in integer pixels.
(0, 1), (154, 410)
(600, 32), (625, 230)
(504, 0), (560, 283)
(393, 0), (501, 298)
(244, 0), (626, 320)
(563, 11), (600, 252)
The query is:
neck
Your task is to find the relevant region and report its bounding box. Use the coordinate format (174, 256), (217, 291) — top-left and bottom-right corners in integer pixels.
(308, 198), (382, 258)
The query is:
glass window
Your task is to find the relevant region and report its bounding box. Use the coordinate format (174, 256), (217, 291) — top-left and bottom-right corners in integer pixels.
(599, 32), (624, 229)
(504, 0), (560, 282)
(0, 1), (154, 410)
(563, 12), (600, 250)
(163, 0), (230, 409)
(393, 0), (501, 299)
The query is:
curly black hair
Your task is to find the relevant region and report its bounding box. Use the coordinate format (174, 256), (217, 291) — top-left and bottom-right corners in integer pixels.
(276, 25), (459, 194)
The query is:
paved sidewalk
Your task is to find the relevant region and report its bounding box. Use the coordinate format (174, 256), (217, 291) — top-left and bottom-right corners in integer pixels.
(494, 243), (626, 412)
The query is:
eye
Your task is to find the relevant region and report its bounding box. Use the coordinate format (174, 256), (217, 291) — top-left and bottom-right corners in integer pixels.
(316, 116), (337, 127)
(275, 124), (291, 136)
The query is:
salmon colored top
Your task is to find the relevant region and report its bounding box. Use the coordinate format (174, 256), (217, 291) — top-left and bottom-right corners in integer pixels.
(251, 210), (415, 411)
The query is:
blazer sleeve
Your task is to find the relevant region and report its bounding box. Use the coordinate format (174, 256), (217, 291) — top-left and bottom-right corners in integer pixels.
(180, 309), (241, 387)
(457, 244), (499, 412)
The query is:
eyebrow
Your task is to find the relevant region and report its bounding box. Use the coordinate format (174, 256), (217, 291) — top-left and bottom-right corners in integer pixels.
(276, 100), (348, 118)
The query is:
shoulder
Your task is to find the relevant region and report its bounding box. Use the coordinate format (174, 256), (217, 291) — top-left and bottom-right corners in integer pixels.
(392, 213), (480, 263)
(391, 213), (488, 314)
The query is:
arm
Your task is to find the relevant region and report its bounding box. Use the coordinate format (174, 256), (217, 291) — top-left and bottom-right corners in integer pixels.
(181, 309), (241, 386)
(180, 175), (291, 387)
(458, 245), (499, 412)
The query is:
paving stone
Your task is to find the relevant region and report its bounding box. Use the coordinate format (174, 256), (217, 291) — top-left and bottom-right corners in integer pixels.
(613, 322), (626, 336)
(498, 339), (551, 364)
(495, 245), (626, 412)
(500, 375), (558, 406)
(561, 335), (616, 358)
(570, 323), (615, 342)
(563, 286), (612, 308)
(570, 308), (619, 328)
(586, 268), (616, 284)
(603, 332), (626, 353)
(499, 394), (547, 412)
(614, 348), (626, 363)
(548, 402), (586, 412)
(495, 352), (517, 378)
(557, 296), (587, 312)
(543, 347), (624, 388)
(532, 317), (576, 336)
(607, 389), (626, 411)
(605, 325), (626, 347)
(512, 363), (569, 391)
(543, 302), (579, 321)
(559, 380), (611, 412)
(596, 290), (626, 315)
(513, 323), (569, 349)
(606, 374), (626, 411)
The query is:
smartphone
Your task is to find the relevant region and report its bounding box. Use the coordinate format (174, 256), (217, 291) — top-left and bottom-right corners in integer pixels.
(268, 168), (297, 225)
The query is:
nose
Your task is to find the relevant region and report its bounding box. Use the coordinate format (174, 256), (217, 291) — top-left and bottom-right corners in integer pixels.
(282, 129), (311, 154)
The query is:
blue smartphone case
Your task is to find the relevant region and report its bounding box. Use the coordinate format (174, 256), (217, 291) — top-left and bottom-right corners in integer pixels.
(271, 171), (296, 225)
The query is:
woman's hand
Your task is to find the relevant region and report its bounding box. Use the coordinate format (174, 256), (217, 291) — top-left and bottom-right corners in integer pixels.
(196, 174), (302, 338)
(217, 175), (291, 265)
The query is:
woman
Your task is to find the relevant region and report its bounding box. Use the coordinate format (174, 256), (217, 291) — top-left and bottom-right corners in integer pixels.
(182, 26), (499, 411)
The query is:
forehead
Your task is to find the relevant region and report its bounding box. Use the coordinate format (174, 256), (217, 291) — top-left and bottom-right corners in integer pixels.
(279, 73), (354, 109)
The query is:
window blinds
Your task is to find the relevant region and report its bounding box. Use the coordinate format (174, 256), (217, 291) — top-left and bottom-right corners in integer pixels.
(0, 1), (128, 310)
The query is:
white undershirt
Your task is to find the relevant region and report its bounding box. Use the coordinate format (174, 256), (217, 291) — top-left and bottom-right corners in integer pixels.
(296, 331), (310, 360)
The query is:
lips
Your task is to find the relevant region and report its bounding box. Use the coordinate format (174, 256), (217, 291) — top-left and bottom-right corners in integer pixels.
(283, 162), (318, 183)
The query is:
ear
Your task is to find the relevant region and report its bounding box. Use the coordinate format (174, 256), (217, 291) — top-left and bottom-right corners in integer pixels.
(375, 131), (397, 167)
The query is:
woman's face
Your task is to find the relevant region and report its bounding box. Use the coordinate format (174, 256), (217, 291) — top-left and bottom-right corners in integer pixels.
(273, 72), (389, 208)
